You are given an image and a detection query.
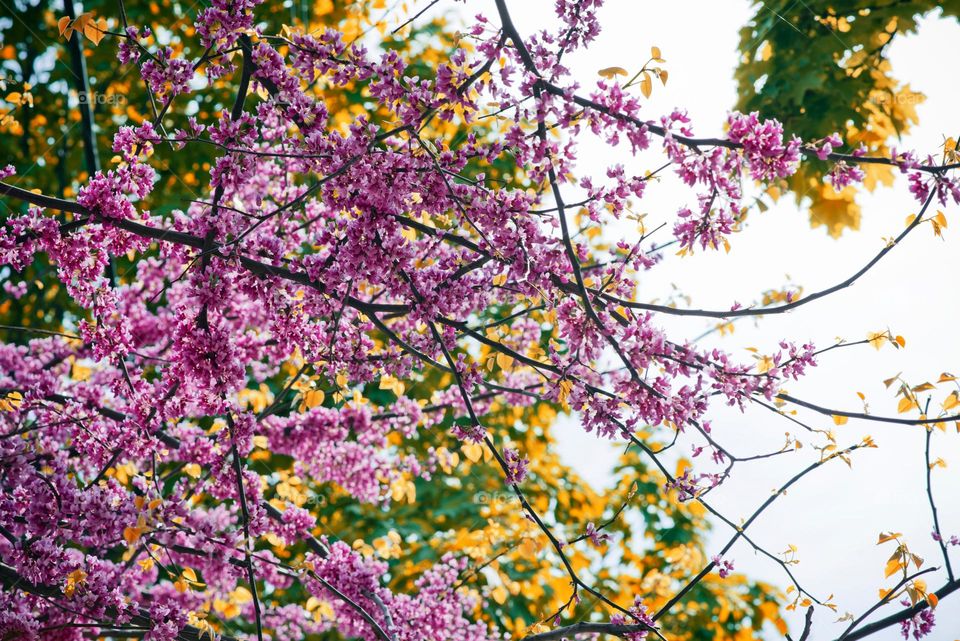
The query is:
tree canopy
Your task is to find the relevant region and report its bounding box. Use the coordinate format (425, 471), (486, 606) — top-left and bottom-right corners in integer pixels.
(735, 0), (959, 236)
(0, 2), (958, 641)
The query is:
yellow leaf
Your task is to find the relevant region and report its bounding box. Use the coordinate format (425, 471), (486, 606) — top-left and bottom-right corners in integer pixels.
(877, 532), (902, 544)
(215, 598), (240, 618)
(83, 16), (107, 46)
(520, 538), (538, 557)
(123, 526), (142, 545)
(867, 331), (887, 350)
(302, 388), (325, 409)
(462, 442), (483, 463)
(943, 392), (959, 411)
(640, 73), (653, 99)
(63, 568), (87, 597)
(180, 567), (204, 588)
(183, 463), (202, 479)
(496, 352), (513, 371)
(491, 585), (508, 604)
(597, 66), (628, 79)
(937, 372), (956, 383)
(557, 379), (573, 411)
(230, 586), (253, 603)
(832, 415), (848, 426)
(897, 397), (915, 414)
(927, 592), (938, 608)
(884, 557), (902, 578)
(0, 391), (23, 412)
(58, 15), (72, 38)
(71, 361), (92, 381)
(651, 46), (662, 59)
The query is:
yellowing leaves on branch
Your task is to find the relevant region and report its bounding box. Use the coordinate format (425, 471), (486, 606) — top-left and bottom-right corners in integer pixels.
(58, 12), (109, 46)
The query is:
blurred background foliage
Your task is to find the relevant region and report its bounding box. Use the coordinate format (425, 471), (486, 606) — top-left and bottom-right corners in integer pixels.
(735, 0), (959, 237)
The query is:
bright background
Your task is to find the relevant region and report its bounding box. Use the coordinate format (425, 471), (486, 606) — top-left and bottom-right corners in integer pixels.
(464, 1), (960, 638)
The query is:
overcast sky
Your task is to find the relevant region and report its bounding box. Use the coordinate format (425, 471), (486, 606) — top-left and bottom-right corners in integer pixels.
(470, 1), (960, 638)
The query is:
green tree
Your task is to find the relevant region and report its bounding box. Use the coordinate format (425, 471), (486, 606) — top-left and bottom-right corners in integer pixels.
(735, 0), (959, 236)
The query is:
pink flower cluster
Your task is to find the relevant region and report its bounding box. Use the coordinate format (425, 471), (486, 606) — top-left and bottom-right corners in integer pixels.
(726, 111), (802, 182)
(711, 554), (735, 579)
(608, 596), (655, 640)
(900, 600), (935, 639)
(140, 47), (194, 98)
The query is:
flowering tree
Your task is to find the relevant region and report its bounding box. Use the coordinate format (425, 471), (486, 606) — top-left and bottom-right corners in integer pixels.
(0, 1), (958, 641)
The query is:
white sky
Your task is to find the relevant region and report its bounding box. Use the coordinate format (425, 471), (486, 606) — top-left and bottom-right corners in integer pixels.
(468, 1), (960, 639)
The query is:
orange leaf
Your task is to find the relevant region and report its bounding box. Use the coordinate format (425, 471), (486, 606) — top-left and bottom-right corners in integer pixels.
(597, 66), (628, 79)
(943, 392), (959, 411)
(640, 73), (652, 98)
(884, 557), (902, 578)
